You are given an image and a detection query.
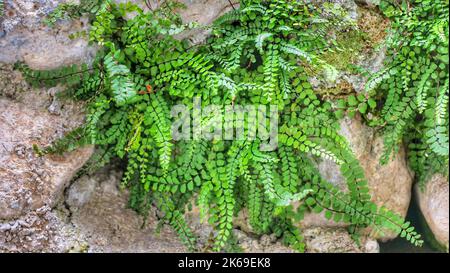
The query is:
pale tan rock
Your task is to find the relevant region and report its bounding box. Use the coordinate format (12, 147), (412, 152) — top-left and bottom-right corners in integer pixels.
(174, 0), (238, 45)
(65, 169), (187, 253)
(0, 98), (94, 220)
(0, 166), (188, 253)
(177, 0), (238, 25)
(301, 115), (413, 241)
(303, 227), (379, 253)
(0, 3), (95, 69)
(416, 174), (449, 250)
(341, 115), (413, 219)
(0, 0), (234, 67)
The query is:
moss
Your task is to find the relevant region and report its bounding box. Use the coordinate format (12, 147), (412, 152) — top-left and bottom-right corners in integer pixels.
(67, 242), (90, 253)
(357, 6), (390, 48)
(321, 30), (366, 72)
(320, 7), (390, 73)
(315, 80), (355, 99)
(0, 64), (28, 99)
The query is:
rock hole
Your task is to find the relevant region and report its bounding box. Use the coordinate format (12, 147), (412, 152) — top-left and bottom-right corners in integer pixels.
(7, 10), (16, 17)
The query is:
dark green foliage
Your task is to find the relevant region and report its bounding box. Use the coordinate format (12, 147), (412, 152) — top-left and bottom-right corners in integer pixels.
(18, 0), (423, 252)
(154, 193), (197, 250)
(0, 0), (4, 17)
(44, 0), (107, 26)
(334, 95), (377, 119)
(363, 0), (449, 186)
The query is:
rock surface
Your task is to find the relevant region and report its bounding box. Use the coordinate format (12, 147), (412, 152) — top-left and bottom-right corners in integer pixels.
(416, 174), (449, 250)
(0, 98), (93, 220)
(63, 168), (187, 253)
(175, 0), (238, 44)
(4, 165), (342, 253)
(300, 115), (413, 241)
(0, 0), (95, 69)
(0, 167), (187, 253)
(0, 0), (234, 68)
(303, 227), (379, 253)
(224, 227), (379, 253)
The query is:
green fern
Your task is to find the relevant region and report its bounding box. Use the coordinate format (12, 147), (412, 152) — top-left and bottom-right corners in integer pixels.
(44, 0), (108, 26)
(363, 0), (449, 185)
(0, 0), (4, 17)
(18, 0), (424, 252)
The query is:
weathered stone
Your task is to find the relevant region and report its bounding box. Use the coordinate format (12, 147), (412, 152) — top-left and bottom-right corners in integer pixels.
(64, 168), (187, 253)
(0, 98), (94, 220)
(188, 204), (380, 253)
(177, 0), (238, 25)
(303, 227), (379, 253)
(354, 0), (380, 7)
(301, 115), (414, 241)
(0, 205), (75, 252)
(66, 175), (98, 209)
(234, 231), (295, 253)
(0, 166), (187, 253)
(173, 0), (238, 45)
(0, 0), (96, 230)
(0, 1), (95, 69)
(416, 174), (449, 250)
(0, 0), (60, 33)
(0, 0), (234, 68)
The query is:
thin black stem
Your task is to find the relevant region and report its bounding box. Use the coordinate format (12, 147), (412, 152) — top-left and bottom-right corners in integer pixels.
(144, 0), (153, 11)
(227, 0), (236, 10)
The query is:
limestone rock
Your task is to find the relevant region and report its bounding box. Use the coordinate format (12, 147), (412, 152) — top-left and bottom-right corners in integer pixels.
(0, 98), (94, 220)
(173, 0), (238, 45)
(303, 227), (379, 253)
(0, 0), (96, 234)
(234, 231), (295, 253)
(177, 0), (238, 25)
(65, 175), (97, 208)
(416, 174), (449, 250)
(301, 115), (413, 241)
(232, 223), (380, 253)
(354, 0), (380, 7)
(64, 168), (187, 253)
(0, 167), (187, 253)
(338, 116), (413, 219)
(0, 205), (77, 252)
(0, 0), (95, 69)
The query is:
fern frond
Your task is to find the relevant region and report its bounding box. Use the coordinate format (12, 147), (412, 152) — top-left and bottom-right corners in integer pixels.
(0, 0), (4, 17)
(155, 193), (197, 251)
(280, 43), (313, 63)
(104, 51), (138, 106)
(255, 33), (273, 52)
(415, 67), (434, 114)
(144, 93), (173, 174)
(435, 79), (449, 125)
